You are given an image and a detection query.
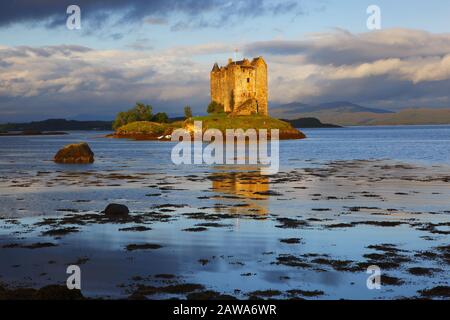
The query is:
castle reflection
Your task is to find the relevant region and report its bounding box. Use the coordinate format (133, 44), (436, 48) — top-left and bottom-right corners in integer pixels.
(209, 168), (269, 215)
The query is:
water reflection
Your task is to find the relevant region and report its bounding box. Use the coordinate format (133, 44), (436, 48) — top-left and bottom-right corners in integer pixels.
(209, 167), (269, 215)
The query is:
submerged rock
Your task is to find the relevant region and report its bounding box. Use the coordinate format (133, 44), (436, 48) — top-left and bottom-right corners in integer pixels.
(104, 203), (129, 217)
(54, 142), (94, 164)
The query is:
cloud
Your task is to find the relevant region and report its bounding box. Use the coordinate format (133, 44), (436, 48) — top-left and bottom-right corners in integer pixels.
(126, 38), (155, 51)
(1, 28), (450, 121)
(143, 17), (168, 26)
(245, 28), (450, 66)
(243, 29), (450, 108)
(0, 44), (210, 121)
(0, 0), (302, 31)
(166, 43), (235, 56)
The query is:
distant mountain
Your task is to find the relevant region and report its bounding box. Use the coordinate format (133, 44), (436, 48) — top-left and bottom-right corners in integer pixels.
(273, 107), (450, 126)
(284, 117), (341, 128)
(70, 114), (115, 121)
(271, 101), (393, 119)
(315, 102), (393, 114)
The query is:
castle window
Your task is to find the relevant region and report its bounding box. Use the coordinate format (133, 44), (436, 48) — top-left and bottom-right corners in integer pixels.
(247, 78), (250, 83)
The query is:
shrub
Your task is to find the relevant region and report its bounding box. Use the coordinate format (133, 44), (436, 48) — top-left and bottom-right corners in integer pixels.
(207, 101), (224, 114)
(184, 106), (193, 119)
(152, 112), (169, 123)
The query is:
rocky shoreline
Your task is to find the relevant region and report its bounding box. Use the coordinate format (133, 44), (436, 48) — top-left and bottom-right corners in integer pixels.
(107, 114), (306, 141)
(107, 128), (306, 141)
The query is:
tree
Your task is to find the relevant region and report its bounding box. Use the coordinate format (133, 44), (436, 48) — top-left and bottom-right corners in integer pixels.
(113, 103), (153, 129)
(207, 101), (224, 114)
(134, 102), (153, 120)
(152, 112), (169, 123)
(184, 106), (193, 119)
(112, 111), (127, 130)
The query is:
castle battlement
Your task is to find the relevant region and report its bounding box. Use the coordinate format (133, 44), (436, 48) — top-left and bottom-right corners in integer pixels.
(210, 56), (268, 116)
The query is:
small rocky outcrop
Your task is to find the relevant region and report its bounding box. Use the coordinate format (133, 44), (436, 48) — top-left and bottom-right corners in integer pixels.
(103, 204), (129, 217)
(276, 128), (306, 140)
(54, 142), (94, 164)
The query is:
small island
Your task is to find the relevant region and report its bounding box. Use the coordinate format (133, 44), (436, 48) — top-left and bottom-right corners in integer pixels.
(110, 57), (306, 141)
(111, 111), (305, 141)
(286, 117), (342, 128)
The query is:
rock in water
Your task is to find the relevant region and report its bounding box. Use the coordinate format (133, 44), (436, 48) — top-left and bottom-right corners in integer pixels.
(54, 142), (94, 164)
(104, 204), (129, 217)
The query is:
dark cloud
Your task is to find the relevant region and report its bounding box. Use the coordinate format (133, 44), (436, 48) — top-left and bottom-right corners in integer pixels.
(0, 0), (301, 30)
(143, 17), (168, 25)
(300, 76), (450, 110)
(168, 1), (301, 31)
(243, 29), (450, 109)
(0, 91), (206, 122)
(245, 29), (450, 66)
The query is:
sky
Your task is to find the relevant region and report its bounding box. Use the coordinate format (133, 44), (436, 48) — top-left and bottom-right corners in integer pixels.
(0, 0), (449, 121)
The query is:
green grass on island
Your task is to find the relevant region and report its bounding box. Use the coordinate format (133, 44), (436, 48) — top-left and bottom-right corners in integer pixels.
(189, 114), (293, 131)
(113, 114), (305, 140)
(116, 121), (172, 136)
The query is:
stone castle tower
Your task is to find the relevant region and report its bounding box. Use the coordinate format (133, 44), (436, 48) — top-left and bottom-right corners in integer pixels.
(210, 56), (268, 116)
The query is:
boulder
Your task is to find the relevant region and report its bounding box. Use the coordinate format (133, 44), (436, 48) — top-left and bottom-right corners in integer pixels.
(104, 203), (129, 217)
(54, 142), (94, 164)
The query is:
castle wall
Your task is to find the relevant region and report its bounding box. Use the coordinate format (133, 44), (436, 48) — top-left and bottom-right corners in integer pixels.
(232, 66), (256, 111)
(254, 59), (268, 115)
(210, 71), (220, 104)
(211, 57), (268, 116)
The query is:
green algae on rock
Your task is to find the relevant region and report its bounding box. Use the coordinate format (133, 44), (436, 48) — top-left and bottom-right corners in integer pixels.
(54, 142), (94, 164)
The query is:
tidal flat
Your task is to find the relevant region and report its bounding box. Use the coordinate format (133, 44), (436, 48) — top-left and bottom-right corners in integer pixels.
(0, 128), (449, 300)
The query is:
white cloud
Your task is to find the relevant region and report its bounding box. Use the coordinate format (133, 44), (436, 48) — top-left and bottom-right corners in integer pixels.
(0, 44), (209, 99)
(243, 28), (450, 106)
(0, 44), (215, 120)
(1, 28), (450, 121)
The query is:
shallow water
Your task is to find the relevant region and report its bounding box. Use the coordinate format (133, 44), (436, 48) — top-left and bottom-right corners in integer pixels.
(0, 126), (449, 299)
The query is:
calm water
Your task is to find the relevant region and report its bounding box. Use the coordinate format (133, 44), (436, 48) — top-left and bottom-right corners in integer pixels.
(0, 125), (449, 299)
(297, 125), (450, 164)
(1, 125), (450, 176)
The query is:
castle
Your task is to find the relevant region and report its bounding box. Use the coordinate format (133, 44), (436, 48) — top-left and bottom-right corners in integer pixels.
(210, 56), (268, 116)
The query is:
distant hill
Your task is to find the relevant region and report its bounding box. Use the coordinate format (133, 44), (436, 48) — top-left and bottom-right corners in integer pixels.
(315, 102), (393, 114)
(367, 108), (450, 126)
(0, 117), (190, 133)
(284, 117), (341, 128)
(0, 119), (113, 131)
(271, 101), (450, 126)
(272, 101), (393, 119)
(273, 107), (450, 126)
